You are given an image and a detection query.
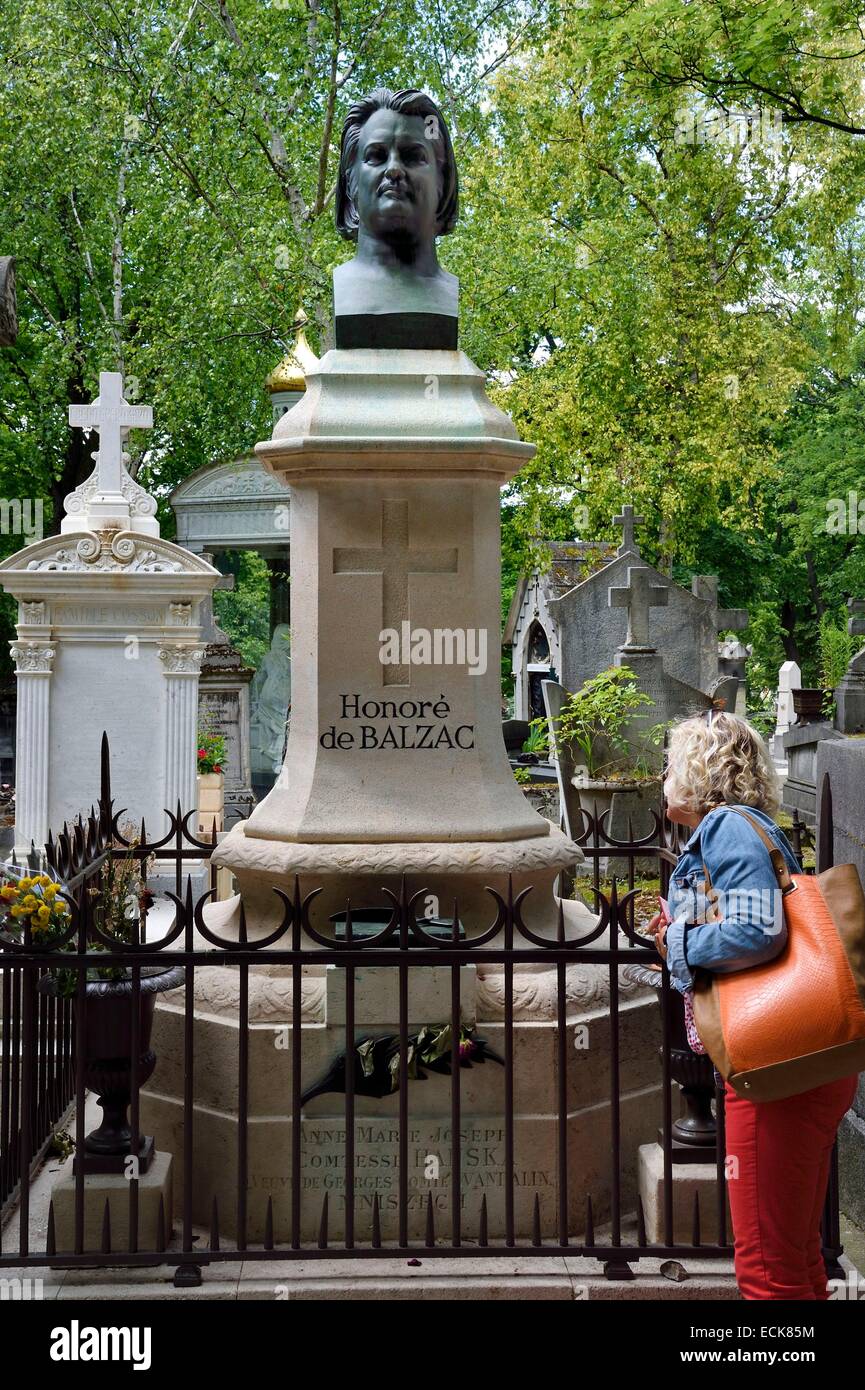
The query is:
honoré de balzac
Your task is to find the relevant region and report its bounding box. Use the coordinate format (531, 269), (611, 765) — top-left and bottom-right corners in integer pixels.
(319, 693), (475, 750)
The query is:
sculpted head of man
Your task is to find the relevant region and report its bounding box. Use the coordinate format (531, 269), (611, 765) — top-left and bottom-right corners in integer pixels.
(336, 89), (458, 259)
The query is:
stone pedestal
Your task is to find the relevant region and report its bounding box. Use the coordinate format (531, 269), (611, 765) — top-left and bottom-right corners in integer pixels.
(49, 1150), (173, 1254)
(215, 348), (583, 928)
(637, 1144), (732, 1244)
(138, 346), (672, 1243)
(143, 955), (662, 1244)
(234, 351), (541, 849)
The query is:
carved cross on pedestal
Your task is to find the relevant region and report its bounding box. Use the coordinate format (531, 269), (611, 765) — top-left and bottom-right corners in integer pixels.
(68, 371), (153, 528)
(613, 504), (645, 557)
(609, 566), (669, 651)
(333, 499), (458, 685)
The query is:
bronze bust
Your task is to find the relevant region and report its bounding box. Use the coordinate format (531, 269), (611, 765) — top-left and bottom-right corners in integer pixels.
(334, 88), (459, 349)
